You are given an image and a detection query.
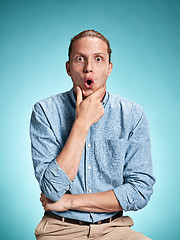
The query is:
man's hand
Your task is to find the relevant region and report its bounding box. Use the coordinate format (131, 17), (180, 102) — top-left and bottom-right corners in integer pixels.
(40, 193), (70, 212)
(75, 86), (105, 130)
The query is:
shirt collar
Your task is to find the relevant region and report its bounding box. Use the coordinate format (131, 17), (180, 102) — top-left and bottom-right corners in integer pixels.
(68, 88), (109, 109)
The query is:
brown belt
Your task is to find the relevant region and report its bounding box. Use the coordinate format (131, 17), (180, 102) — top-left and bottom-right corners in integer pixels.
(45, 211), (123, 225)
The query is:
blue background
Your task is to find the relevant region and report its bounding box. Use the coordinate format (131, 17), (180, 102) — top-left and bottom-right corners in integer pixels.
(0, 0), (179, 239)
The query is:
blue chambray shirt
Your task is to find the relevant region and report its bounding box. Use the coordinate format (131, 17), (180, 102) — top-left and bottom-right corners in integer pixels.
(30, 88), (155, 223)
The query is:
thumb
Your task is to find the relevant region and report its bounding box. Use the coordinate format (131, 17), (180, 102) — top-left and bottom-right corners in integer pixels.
(76, 86), (83, 107)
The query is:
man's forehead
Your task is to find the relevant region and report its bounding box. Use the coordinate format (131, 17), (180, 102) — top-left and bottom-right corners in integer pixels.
(71, 37), (108, 54)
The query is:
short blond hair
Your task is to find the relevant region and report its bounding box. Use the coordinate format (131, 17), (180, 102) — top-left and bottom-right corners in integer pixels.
(68, 30), (112, 63)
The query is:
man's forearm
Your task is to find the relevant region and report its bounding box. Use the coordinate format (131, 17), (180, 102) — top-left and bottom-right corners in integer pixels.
(41, 190), (123, 213)
(56, 119), (89, 181)
(69, 190), (123, 212)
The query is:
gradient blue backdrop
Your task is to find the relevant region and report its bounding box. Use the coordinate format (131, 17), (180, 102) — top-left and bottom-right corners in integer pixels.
(0, 0), (179, 239)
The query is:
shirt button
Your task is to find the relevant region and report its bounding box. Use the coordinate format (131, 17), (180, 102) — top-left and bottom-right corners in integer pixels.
(88, 144), (91, 148)
(88, 166), (91, 170)
(89, 189), (92, 193)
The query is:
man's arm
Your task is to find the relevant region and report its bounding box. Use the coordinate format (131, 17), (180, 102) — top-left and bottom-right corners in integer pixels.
(56, 86), (105, 181)
(40, 190), (123, 212)
(112, 104), (156, 211)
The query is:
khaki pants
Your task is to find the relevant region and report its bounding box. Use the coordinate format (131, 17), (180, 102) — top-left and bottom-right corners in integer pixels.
(35, 215), (151, 240)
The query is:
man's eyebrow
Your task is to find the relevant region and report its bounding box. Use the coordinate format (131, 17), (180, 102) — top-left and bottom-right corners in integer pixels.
(74, 52), (106, 57)
(74, 52), (85, 56)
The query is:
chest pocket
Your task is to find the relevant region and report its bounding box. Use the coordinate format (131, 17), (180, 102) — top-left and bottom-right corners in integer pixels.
(94, 138), (127, 179)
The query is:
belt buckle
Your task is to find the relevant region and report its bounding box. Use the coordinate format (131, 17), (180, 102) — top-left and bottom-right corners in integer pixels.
(79, 220), (84, 225)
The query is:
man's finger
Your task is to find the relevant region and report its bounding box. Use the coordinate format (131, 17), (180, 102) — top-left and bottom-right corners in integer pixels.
(76, 86), (83, 106)
(89, 86), (106, 101)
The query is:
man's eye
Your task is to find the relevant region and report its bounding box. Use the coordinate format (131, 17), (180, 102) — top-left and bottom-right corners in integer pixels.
(77, 57), (84, 61)
(96, 57), (102, 62)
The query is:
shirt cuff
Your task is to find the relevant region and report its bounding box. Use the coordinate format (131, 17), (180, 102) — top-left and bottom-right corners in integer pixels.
(113, 185), (136, 212)
(42, 159), (72, 201)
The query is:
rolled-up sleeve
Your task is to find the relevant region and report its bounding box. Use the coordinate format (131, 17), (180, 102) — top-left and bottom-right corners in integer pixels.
(113, 104), (155, 211)
(30, 103), (72, 201)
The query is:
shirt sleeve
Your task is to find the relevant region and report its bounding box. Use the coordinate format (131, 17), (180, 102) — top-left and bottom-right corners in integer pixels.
(30, 102), (72, 201)
(113, 104), (156, 211)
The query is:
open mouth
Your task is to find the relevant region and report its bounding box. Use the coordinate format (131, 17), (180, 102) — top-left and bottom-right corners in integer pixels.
(87, 80), (92, 85)
(84, 78), (94, 88)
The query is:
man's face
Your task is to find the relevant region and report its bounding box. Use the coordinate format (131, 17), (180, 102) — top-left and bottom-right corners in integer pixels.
(66, 37), (113, 98)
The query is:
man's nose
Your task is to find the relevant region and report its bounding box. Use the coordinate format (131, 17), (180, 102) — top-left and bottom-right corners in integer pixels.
(83, 60), (93, 73)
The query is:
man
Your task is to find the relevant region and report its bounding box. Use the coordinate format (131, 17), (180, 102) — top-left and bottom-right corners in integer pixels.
(30, 30), (155, 239)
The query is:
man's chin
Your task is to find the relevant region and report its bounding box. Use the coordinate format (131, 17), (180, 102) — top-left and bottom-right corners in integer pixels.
(82, 89), (94, 99)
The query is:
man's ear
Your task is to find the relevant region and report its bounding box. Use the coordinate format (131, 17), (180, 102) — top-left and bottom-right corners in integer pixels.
(107, 62), (113, 77)
(66, 61), (71, 76)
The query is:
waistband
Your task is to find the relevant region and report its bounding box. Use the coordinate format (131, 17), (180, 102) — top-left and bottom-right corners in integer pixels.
(44, 211), (123, 225)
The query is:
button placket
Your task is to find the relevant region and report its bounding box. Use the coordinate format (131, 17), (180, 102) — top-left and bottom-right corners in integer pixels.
(86, 137), (93, 194)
